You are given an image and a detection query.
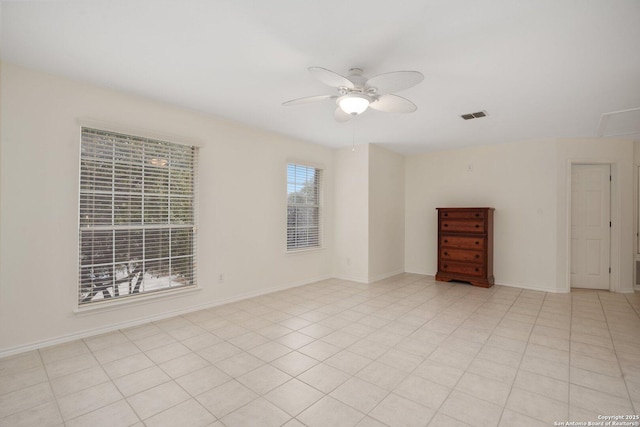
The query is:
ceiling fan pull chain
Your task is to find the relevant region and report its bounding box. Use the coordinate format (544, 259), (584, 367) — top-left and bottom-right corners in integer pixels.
(352, 119), (356, 152)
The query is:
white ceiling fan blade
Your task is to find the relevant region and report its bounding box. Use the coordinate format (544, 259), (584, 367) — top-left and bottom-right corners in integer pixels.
(370, 94), (417, 113)
(282, 95), (337, 106)
(366, 71), (424, 94)
(334, 107), (353, 122)
(309, 67), (355, 89)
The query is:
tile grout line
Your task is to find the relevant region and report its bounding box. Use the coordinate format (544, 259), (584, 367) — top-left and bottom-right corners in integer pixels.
(349, 280), (465, 426)
(598, 292), (638, 415)
(494, 289), (549, 426)
(568, 292), (574, 415)
(37, 348), (65, 426)
(82, 334), (141, 425)
(374, 283), (517, 427)
(290, 276), (429, 426)
(287, 278), (474, 426)
(417, 284), (505, 426)
(259, 278), (426, 427)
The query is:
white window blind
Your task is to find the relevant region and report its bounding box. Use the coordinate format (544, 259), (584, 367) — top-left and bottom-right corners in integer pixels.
(78, 127), (198, 305)
(287, 163), (322, 250)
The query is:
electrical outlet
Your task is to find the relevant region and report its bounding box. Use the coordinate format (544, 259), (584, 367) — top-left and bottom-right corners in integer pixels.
(218, 273), (224, 283)
(346, 257), (351, 266)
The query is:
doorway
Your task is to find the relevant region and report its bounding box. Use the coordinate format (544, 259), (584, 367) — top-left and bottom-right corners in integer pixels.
(570, 164), (611, 290)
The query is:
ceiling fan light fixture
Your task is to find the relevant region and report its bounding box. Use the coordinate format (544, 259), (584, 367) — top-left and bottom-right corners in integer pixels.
(338, 94), (370, 115)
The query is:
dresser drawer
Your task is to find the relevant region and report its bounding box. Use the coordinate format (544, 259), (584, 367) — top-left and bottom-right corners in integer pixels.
(439, 210), (485, 220)
(440, 248), (484, 263)
(439, 261), (485, 277)
(440, 235), (484, 249)
(440, 219), (485, 233)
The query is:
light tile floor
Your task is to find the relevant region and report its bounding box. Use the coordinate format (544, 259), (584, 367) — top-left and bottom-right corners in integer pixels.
(2, 274), (640, 426)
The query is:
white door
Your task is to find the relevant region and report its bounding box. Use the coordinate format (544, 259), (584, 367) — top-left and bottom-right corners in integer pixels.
(571, 164), (611, 289)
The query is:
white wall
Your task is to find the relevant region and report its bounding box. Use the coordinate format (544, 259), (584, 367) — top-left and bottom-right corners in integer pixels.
(0, 63), (335, 355)
(405, 137), (635, 293)
(333, 143), (406, 283)
(405, 139), (558, 291)
(333, 145), (369, 282)
(369, 144), (405, 281)
(634, 141), (640, 288)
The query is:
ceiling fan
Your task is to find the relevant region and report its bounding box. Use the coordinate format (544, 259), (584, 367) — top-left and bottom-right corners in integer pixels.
(283, 67), (424, 122)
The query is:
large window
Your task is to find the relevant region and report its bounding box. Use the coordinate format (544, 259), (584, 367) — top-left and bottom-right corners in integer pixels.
(78, 127), (198, 305)
(287, 163), (322, 250)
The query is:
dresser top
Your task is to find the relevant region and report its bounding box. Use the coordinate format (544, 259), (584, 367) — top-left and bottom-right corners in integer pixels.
(436, 207), (494, 211)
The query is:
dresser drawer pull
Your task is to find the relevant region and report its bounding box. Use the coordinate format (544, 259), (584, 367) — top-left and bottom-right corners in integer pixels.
(444, 239), (449, 243)
(475, 268), (479, 272)
(444, 265), (448, 269)
(475, 213), (480, 217)
(444, 223), (449, 227)
(475, 254), (480, 259)
(475, 241), (479, 245)
(444, 252), (448, 256)
(475, 224), (480, 228)
(444, 213), (448, 217)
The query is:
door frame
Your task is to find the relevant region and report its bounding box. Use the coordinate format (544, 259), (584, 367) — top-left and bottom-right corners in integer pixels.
(635, 165), (640, 291)
(565, 160), (618, 292)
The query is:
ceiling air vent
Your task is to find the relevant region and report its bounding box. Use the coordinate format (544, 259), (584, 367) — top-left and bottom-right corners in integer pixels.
(596, 107), (640, 137)
(461, 111), (488, 120)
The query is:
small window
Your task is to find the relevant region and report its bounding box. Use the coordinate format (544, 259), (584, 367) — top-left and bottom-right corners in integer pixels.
(78, 127), (198, 305)
(287, 163), (322, 250)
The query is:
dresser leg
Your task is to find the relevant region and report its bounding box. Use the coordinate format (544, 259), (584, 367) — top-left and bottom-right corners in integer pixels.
(469, 281), (494, 288)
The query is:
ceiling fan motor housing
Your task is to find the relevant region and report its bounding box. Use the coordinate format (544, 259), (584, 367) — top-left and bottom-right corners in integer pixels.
(346, 68), (368, 90)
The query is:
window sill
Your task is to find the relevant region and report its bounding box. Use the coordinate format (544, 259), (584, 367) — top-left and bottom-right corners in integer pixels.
(74, 285), (201, 316)
(286, 246), (325, 255)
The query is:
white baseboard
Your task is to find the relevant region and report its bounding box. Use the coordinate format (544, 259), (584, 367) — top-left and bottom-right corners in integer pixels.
(336, 269), (407, 284)
(403, 268), (432, 276)
(493, 281), (567, 293)
(333, 273), (369, 283)
(367, 269), (406, 283)
(404, 269), (565, 293)
(0, 275), (331, 359)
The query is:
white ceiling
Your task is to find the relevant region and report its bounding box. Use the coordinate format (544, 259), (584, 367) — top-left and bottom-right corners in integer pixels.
(2, 0), (640, 154)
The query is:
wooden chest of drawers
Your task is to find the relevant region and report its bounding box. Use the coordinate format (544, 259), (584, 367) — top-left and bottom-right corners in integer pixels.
(435, 207), (494, 288)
